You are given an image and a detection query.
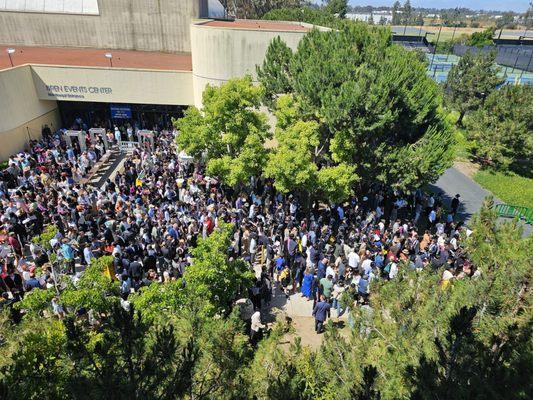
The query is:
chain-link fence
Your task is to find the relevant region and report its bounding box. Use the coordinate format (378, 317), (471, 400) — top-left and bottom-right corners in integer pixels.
(453, 44), (533, 73)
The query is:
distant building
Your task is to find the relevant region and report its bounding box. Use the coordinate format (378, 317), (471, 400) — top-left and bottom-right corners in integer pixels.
(346, 12), (393, 24)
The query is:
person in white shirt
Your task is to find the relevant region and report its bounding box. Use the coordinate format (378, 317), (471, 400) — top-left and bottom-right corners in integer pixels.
(249, 235), (257, 265)
(361, 258), (373, 275)
(389, 262), (398, 279)
(114, 126), (121, 143)
(348, 249), (360, 270)
(250, 310), (265, 345)
(83, 244), (95, 265)
(326, 264), (336, 281)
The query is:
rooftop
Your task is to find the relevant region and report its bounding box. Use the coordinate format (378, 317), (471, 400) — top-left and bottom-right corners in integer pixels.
(0, 46), (192, 71)
(198, 19), (311, 32)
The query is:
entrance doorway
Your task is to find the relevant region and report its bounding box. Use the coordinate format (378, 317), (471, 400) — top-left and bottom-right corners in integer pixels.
(57, 101), (186, 132)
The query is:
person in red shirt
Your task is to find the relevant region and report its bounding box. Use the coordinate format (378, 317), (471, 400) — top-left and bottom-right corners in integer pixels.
(204, 216), (215, 235)
(8, 233), (22, 256)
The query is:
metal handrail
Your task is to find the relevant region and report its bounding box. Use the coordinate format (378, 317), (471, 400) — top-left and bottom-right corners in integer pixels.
(495, 204), (532, 224)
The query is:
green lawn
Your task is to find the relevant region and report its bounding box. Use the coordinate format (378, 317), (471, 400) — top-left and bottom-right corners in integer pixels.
(474, 169), (533, 208)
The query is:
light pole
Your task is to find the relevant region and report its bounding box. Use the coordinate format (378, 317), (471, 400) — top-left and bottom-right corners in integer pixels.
(6, 48), (15, 67)
(431, 26), (443, 78)
(104, 52), (113, 67)
(447, 25), (457, 62)
(510, 36), (523, 74)
(519, 46), (532, 82)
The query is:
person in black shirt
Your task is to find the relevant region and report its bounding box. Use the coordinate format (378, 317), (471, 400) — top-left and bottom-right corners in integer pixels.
(451, 194), (461, 215)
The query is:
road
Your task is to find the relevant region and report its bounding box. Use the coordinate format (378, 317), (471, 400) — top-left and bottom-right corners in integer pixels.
(430, 167), (531, 237)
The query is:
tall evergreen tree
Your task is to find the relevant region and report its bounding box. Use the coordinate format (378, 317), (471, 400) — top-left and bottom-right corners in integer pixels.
(324, 0), (348, 18)
(258, 24), (454, 192)
(402, 0), (413, 24)
(256, 36), (293, 108)
(392, 1), (402, 25)
(444, 51), (504, 127)
(465, 84), (533, 172)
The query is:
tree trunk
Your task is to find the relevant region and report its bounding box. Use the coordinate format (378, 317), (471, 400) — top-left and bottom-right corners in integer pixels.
(456, 111), (465, 127)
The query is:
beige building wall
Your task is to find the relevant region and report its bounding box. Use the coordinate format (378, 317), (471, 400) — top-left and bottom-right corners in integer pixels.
(0, 109), (60, 161)
(0, 66), (60, 159)
(0, 63), (195, 160)
(31, 65), (195, 106)
(190, 21), (315, 106)
(0, 0), (203, 53)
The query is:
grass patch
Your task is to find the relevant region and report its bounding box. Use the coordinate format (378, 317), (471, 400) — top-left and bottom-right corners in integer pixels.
(453, 128), (472, 161)
(474, 169), (533, 208)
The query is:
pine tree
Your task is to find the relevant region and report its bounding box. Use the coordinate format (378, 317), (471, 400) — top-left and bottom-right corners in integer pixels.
(392, 1), (402, 25)
(402, 0), (413, 24)
(256, 36), (293, 108)
(465, 84), (533, 172)
(445, 51), (504, 127)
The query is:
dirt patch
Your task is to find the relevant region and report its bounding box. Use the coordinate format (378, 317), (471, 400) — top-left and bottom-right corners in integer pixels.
(454, 160), (479, 179)
(280, 316), (351, 350)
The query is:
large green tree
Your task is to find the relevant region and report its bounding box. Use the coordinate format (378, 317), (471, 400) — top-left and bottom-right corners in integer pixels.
(444, 50), (504, 127)
(392, 1), (402, 25)
(183, 223), (254, 316)
(174, 76), (270, 187)
(324, 0), (348, 18)
(465, 83), (533, 173)
(265, 94), (358, 205)
(257, 23), (454, 191)
(256, 36), (293, 107)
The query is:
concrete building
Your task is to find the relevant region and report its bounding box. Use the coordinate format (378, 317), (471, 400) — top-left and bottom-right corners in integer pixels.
(0, 1), (320, 160)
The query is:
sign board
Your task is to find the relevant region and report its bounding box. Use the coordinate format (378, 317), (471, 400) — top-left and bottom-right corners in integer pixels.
(110, 105), (132, 119)
(138, 130), (154, 138)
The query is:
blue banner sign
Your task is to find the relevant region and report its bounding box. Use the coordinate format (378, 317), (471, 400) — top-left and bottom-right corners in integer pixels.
(110, 104), (132, 119)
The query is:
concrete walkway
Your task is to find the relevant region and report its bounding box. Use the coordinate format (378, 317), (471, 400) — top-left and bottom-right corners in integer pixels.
(430, 167), (497, 223)
(430, 167), (531, 236)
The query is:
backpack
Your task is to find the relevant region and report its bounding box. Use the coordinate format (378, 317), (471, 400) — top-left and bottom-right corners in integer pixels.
(384, 262), (392, 274)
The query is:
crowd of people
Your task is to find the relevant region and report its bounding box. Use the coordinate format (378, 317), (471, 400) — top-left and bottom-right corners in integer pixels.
(0, 122), (478, 340)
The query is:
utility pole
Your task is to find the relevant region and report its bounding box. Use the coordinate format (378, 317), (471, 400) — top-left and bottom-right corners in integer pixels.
(430, 25), (443, 78)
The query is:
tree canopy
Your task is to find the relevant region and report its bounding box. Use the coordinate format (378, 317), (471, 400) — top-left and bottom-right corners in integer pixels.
(174, 76), (270, 187)
(264, 94), (358, 205)
(255, 36), (293, 107)
(257, 23), (454, 192)
(324, 0), (348, 18)
(444, 50), (504, 127)
(183, 223), (254, 316)
(465, 83), (533, 173)
(262, 6), (343, 28)
(220, 0), (305, 19)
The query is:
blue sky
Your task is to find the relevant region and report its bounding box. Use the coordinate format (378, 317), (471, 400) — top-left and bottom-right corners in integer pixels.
(342, 1), (530, 12)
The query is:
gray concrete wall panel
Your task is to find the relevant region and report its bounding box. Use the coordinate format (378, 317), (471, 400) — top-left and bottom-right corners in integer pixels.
(0, 0), (200, 53)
